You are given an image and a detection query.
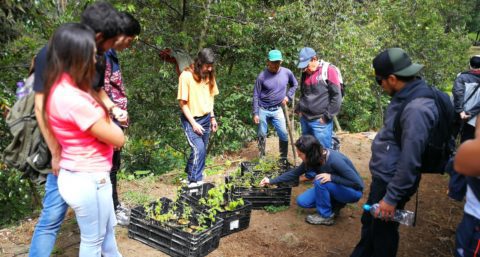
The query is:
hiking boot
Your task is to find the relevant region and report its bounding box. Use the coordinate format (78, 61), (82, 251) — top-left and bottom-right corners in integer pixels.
(331, 200), (346, 217)
(279, 140), (289, 161)
(116, 205), (130, 226)
(305, 213), (335, 226)
(258, 136), (266, 158)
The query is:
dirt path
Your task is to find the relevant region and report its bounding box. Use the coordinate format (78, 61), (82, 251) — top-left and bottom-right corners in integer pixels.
(0, 133), (464, 257)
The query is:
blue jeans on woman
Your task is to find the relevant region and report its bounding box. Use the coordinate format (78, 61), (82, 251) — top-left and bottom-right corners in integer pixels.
(296, 180), (362, 218)
(181, 114), (211, 182)
(258, 106), (288, 141)
(300, 116), (333, 149)
(29, 173), (68, 257)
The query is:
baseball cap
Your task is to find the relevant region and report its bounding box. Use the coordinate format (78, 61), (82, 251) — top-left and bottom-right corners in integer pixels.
(297, 47), (316, 69)
(372, 48), (423, 77)
(268, 50), (283, 61)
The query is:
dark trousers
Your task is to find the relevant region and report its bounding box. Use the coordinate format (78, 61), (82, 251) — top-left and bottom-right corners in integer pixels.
(455, 212), (480, 257)
(110, 150), (121, 210)
(350, 177), (419, 257)
(449, 121), (475, 201)
(181, 114), (211, 182)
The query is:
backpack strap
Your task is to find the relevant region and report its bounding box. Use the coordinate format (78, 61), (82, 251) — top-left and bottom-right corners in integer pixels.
(393, 86), (436, 146)
(463, 82), (480, 105)
(320, 60), (330, 85)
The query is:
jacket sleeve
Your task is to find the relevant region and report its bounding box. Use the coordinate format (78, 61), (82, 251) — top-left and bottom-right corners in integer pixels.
(253, 74), (262, 115)
(383, 98), (438, 206)
(329, 156), (364, 191)
(270, 163), (305, 184)
(286, 70), (299, 101)
(324, 81), (342, 121)
(452, 74), (466, 114)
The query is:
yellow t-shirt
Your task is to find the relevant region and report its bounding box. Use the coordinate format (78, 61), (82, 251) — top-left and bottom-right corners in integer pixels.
(177, 70), (219, 117)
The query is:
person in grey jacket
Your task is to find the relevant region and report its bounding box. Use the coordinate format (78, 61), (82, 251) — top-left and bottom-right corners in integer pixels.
(350, 48), (439, 257)
(448, 56), (480, 201)
(260, 135), (363, 226)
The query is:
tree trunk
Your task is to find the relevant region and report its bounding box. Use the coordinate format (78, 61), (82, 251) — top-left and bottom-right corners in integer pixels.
(198, 0), (212, 51)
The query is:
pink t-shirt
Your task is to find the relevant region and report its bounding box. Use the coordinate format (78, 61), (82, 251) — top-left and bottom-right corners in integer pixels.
(47, 73), (113, 172)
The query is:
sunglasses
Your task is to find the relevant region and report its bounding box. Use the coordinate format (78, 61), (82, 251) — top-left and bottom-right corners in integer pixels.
(375, 75), (384, 85)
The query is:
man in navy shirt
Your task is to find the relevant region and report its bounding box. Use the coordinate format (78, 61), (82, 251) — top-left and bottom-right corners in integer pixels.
(252, 49), (298, 161)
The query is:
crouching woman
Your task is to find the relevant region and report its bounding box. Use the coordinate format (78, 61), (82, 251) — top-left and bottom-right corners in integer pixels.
(260, 135), (364, 225)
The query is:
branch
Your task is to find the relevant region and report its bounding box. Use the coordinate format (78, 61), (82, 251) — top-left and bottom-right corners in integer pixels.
(159, 0), (182, 17)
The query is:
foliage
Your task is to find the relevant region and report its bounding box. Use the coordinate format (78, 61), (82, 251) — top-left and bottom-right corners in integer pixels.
(0, 0), (476, 225)
(229, 157), (287, 188)
(264, 205), (289, 213)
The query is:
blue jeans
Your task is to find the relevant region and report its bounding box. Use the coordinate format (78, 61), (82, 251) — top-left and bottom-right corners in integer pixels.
(455, 212), (480, 257)
(258, 107), (288, 142)
(181, 114), (211, 182)
(300, 116), (333, 149)
(58, 170), (121, 257)
(29, 173), (68, 257)
(296, 180), (362, 217)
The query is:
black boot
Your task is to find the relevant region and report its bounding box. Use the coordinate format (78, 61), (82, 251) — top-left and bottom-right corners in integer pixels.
(279, 140), (290, 170)
(258, 136), (266, 158)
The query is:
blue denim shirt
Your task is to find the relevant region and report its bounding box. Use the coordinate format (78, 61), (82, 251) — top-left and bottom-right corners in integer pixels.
(370, 79), (439, 205)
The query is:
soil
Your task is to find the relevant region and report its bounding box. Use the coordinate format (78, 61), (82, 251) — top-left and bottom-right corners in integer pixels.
(0, 133), (464, 257)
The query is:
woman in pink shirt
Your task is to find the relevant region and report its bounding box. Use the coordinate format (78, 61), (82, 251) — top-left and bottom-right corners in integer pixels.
(43, 23), (125, 257)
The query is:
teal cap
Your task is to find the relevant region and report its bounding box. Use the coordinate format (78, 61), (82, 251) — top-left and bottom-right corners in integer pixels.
(268, 50), (283, 61)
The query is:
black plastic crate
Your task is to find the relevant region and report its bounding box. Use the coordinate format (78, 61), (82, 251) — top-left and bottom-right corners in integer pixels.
(238, 161), (299, 187)
(180, 183), (253, 237)
(128, 197), (223, 257)
(231, 186), (292, 210)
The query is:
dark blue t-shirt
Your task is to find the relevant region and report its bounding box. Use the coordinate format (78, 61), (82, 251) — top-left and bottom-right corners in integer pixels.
(33, 45), (106, 92)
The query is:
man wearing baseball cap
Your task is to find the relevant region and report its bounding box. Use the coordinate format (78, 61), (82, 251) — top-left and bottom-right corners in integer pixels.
(295, 47), (342, 149)
(252, 49), (298, 161)
(350, 48), (440, 257)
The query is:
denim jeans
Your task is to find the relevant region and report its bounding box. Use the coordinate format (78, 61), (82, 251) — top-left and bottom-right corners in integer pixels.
(300, 116), (333, 149)
(455, 212), (480, 257)
(58, 169), (121, 257)
(258, 107), (288, 142)
(181, 114), (211, 182)
(296, 180), (362, 217)
(29, 173), (68, 257)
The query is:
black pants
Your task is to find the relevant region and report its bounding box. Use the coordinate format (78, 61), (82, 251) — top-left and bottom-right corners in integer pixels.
(110, 150), (121, 210)
(350, 176), (419, 257)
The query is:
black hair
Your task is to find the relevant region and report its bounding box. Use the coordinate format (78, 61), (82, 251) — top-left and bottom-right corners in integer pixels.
(81, 1), (122, 40)
(120, 12), (141, 36)
(294, 135), (326, 168)
(43, 23), (108, 122)
(470, 56), (480, 69)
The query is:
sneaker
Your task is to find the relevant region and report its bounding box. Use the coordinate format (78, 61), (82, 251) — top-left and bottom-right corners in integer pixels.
(188, 182), (198, 188)
(305, 213), (335, 226)
(115, 205), (130, 226)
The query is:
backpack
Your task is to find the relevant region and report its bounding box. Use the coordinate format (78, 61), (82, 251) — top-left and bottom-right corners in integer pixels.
(3, 73), (50, 185)
(320, 60), (346, 97)
(393, 85), (455, 174)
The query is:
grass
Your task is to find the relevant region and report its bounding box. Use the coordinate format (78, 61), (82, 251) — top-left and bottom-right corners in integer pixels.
(264, 205), (289, 213)
(123, 190), (155, 206)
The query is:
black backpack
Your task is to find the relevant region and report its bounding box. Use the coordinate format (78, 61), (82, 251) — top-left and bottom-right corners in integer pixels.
(393, 85), (455, 174)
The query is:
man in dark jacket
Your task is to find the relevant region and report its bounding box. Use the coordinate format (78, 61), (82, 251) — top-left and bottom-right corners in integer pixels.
(350, 48), (439, 257)
(449, 55), (480, 201)
(295, 47), (342, 149)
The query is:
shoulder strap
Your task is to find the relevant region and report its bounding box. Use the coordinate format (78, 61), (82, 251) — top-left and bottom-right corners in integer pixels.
(463, 83), (480, 105)
(320, 60), (329, 85)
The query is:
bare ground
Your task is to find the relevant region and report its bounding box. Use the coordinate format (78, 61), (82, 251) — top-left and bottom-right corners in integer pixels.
(0, 133), (464, 257)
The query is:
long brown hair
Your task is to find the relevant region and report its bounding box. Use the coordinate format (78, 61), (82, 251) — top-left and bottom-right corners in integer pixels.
(295, 135), (326, 168)
(43, 23), (108, 121)
(186, 48), (216, 94)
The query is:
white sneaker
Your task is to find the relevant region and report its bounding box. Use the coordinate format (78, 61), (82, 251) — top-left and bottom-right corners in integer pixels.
(188, 182), (198, 188)
(196, 181), (205, 186)
(115, 205), (130, 226)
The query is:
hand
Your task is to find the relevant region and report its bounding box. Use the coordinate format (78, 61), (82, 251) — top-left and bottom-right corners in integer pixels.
(299, 174), (312, 182)
(259, 177), (270, 187)
(192, 121), (205, 135)
(253, 115), (260, 124)
(211, 118), (218, 132)
(315, 173), (331, 184)
(282, 97), (289, 106)
(460, 111), (471, 120)
(112, 107), (128, 123)
(373, 200), (396, 221)
(319, 117), (326, 124)
(51, 153), (60, 176)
